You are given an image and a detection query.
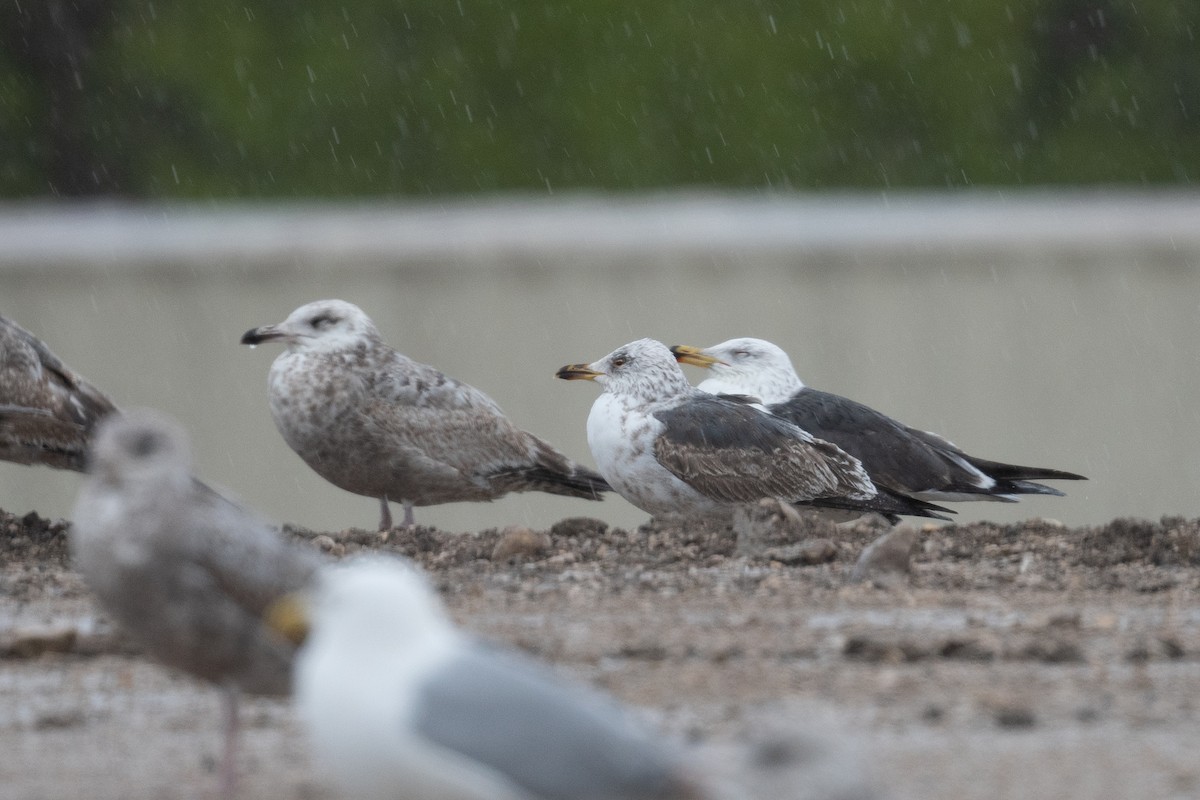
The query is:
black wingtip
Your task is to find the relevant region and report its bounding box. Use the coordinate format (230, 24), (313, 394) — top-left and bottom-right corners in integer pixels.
(880, 489), (955, 521)
(572, 469), (612, 500)
(809, 489), (954, 522)
(965, 457), (1088, 484)
(1004, 480), (1068, 497)
(496, 465), (611, 501)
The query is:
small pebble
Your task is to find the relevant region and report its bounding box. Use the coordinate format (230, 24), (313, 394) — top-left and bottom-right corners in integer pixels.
(1, 626), (77, 659)
(850, 525), (918, 585)
(762, 539), (837, 565)
(491, 526), (552, 562)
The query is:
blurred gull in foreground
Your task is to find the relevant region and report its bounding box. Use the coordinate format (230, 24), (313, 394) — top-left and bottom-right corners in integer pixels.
(270, 555), (706, 800)
(241, 299), (610, 531)
(71, 408), (323, 798)
(672, 337), (1085, 507)
(556, 338), (949, 523)
(0, 313), (117, 471)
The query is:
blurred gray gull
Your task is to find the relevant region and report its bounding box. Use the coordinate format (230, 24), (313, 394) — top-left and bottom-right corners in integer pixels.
(268, 555), (707, 800)
(71, 408), (324, 798)
(556, 338), (949, 522)
(0, 313), (117, 471)
(241, 299), (609, 531)
(672, 337), (1085, 505)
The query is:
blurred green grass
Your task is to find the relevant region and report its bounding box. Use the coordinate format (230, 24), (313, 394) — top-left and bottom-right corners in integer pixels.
(2, 0), (1197, 197)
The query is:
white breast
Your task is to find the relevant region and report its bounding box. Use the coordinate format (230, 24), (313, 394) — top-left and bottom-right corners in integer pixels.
(585, 394), (714, 516)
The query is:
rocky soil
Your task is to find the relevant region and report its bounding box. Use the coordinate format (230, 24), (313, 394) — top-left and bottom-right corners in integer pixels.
(2, 506), (1199, 800)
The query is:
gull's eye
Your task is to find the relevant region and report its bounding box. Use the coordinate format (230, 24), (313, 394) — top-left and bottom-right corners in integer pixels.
(128, 431), (162, 458)
(309, 314), (337, 329)
(734, 350), (750, 359)
(610, 356), (628, 369)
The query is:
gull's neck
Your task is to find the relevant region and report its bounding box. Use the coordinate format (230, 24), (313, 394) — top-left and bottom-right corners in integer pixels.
(698, 367), (804, 405)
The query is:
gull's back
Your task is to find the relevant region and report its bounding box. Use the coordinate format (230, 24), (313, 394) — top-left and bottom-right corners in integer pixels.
(414, 642), (702, 800)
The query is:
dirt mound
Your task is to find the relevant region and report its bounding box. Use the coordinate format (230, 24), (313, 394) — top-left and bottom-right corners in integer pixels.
(6, 506), (1200, 592)
(3, 505), (1200, 800)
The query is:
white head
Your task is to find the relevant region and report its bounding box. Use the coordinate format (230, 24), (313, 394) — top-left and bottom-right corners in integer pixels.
(556, 338), (694, 403)
(85, 408), (193, 492)
(304, 556), (454, 655)
(241, 299), (382, 354)
(276, 555), (461, 800)
(671, 337), (804, 404)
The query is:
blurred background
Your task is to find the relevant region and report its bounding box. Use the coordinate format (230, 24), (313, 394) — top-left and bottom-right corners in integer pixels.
(2, 1), (1198, 532)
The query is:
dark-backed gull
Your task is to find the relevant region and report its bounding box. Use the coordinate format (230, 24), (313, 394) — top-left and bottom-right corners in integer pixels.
(1, 314), (117, 471)
(241, 299), (610, 531)
(672, 337), (1086, 505)
(71, 409), (324, 798)
(556, 338), (949, 522)
(267, 555), (705, 800)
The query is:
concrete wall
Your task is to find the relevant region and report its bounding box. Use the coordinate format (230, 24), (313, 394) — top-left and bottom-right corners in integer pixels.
(3, 191), (1197, 532)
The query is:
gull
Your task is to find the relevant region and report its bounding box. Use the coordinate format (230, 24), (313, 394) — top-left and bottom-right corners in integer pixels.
(555, 338), (949, 522)
(672, 337), (1086, 505)
(71, 408), (324, 798)
(240, 299), (609, 531)
(268, 555), (706, 800)
(1, 313), (117, 471)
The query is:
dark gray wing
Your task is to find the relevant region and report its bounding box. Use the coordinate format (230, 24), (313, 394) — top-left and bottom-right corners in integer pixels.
(651, 394), (873, 504)
(777, 388), (1085, 497)
(771, 389), (994, 496)
(413, 643), (690, 800)
(712, 393), (763, 406)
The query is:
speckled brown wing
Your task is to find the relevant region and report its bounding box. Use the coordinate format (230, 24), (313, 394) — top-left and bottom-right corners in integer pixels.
(358, 400), (527, 500)
(360, 398), (609, 503)
(0, 315), (118, 470)
(371, 350), (507, 416)
(0, 405), (95, 470)
(651, 394), (875, 505)
(363, 348), (608, 500)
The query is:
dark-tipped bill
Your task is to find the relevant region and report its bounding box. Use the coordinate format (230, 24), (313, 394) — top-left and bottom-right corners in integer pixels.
(555, 363), (603, 381)
(669, 345), (725, 368)
(240, 325), (285, 346)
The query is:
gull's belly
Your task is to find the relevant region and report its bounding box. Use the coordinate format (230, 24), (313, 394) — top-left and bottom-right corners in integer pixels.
(586, 396), (713, 516)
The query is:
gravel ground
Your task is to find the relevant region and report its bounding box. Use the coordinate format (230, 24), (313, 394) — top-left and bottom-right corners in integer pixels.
(2, 506), (1199, 800)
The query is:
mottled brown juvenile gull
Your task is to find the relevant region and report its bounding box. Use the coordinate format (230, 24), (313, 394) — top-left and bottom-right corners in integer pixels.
(267, 555), (706, 800)
(0, 313), (117, 471)
(672, 337), (1086, 505)
(71, 408), (324, 798)
(556, 338), (950, 522)
(241, 299), (609, 531)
